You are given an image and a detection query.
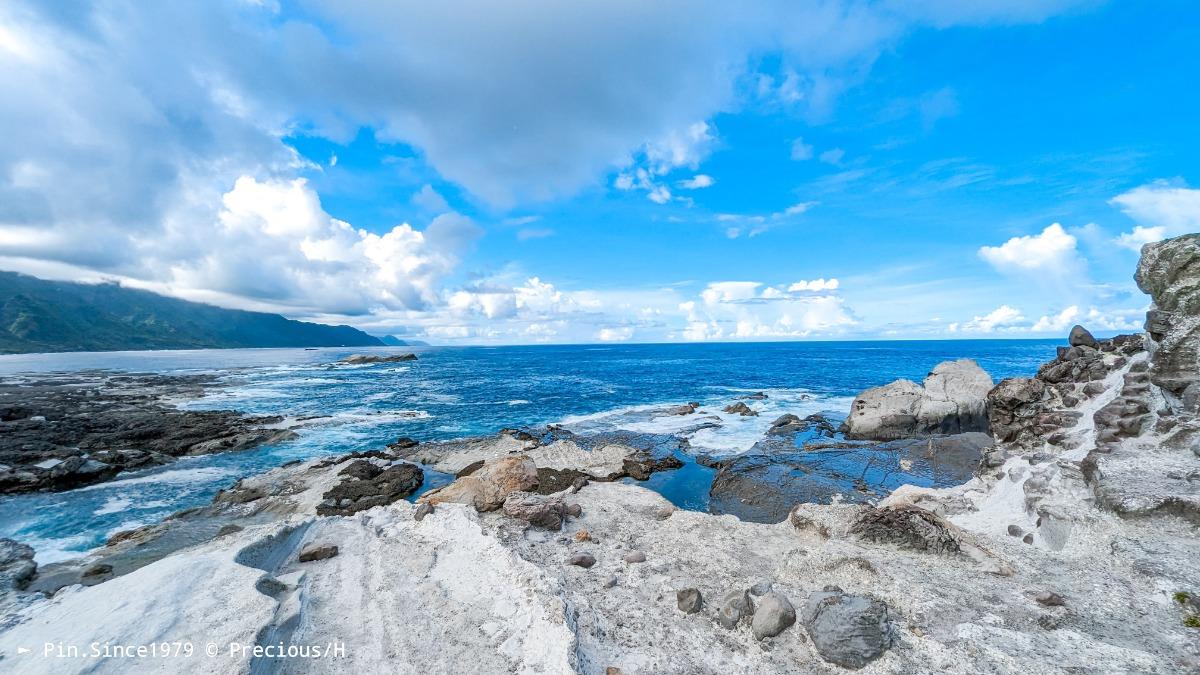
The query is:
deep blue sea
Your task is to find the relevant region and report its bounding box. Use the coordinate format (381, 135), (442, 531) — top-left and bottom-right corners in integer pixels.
(0, 340), (1057, 562)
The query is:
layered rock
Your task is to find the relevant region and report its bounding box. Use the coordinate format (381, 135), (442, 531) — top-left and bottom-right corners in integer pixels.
(1135, 233), (1200, 412)
(843, 359), (993, 440)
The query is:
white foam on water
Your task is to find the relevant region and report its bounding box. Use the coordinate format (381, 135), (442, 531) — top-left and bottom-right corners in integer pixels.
(93, 496), (132, 516)
(559, 388), (853, 456)
(75, 466), (239, 492)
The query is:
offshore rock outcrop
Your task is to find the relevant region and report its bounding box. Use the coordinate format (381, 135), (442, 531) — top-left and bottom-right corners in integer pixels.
(843, 359), (993, 440)
(0, 373), (300, 494)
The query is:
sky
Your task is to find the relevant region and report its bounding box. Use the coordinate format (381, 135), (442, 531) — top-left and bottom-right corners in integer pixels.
(0, 0), (1197, 344)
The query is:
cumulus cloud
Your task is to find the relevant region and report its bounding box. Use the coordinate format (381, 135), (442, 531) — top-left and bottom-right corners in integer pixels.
(1030, 305), (1079, 332)
(1110, 180), (1200, 250)
(678, 174), (715, 190)
(959, 305), (1025, 333)
(978, 223), (1081, 274)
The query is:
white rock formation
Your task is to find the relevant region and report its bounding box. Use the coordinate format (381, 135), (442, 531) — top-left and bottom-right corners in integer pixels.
(845, 359), (994, 440)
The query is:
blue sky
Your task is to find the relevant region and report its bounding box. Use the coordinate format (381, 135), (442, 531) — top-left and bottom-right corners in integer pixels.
(1, 1), (1197, 343)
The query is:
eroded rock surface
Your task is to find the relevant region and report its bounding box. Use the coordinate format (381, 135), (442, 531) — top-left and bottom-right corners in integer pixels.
(844, 359), (993, 440)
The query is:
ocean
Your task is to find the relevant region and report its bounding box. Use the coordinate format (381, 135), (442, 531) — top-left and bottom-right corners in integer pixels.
(0, 340), (1058, 563)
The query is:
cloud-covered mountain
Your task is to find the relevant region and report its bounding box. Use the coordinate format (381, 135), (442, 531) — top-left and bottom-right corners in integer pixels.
(0, 272), (382, 354)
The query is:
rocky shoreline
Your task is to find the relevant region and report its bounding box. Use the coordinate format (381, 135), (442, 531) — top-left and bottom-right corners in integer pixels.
(0, 372), (303, 494)
(0, 235), (1197, 673)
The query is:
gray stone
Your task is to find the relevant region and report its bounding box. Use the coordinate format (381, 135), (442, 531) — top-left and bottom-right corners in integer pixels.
(567, 552), (596, 568)
(718, 589), (754, 629)
(677, 587), (703, 614)
(622, 550), (646, 564)
(1007, 524), (1024, 537)
(801, 589), (895, 669)
(413, 502), (434, 521)
(1035, 591), (1066, 607)
(750, 580), (773, 596)
(502, 492), (568, 530)
(298, 544), (339, 562)
(751, 591), (796, 639)
(1069, 325), (1099, 348)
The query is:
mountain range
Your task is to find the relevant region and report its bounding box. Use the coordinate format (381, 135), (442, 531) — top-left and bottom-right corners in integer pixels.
(0, 271), (390, 354)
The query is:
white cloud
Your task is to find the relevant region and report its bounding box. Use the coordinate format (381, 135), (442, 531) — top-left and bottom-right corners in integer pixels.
(678, 174), (715, 189)
(790, 138), (814, 160)
(962, 305), (1025, 332)
(412, 184), (450, 213)
(1110, 181), (1200, 250)
(788, 278), (839, 292)
(596, 326), (634, 342)
(978, 223), (1080, 273)
(1030, 305), (1078, 332)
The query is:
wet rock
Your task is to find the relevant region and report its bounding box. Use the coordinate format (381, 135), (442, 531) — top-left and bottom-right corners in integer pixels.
(677, 588), (703, 614)
(420, 455), (537, 512)
(1007, 524), (1024, 537)
(623, 550), (646, 564)
(0, 538), (36, 590)
(751, 591), (796, 639)
(723, 401), (758, 417)
(413, 502), (434, 521)
(298, 544), (339, 562)
(387, 436), (419, 452)
(0, 373), (298, 494)
(338, 353), (417, 364)
(317, 461), (424, 516)
(662, 403), (699, 416)
(1022, 533), (1034, 544)
(740, 392), (769, 400)
(565, 503), (583, 517)
(710, 433), (989, 523)
(718, 589), (755, 629)
(215, 524), (243, 537)
(567, 552), (596, 569)
(621, 452), (684, 481)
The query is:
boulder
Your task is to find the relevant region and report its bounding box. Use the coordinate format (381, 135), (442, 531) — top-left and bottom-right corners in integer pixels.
(502, 492), (568, 530)
(298, 544), (339, 562)
(567, 552), (596, 568)
(843, 360), (993, 440)
(801, 587), (895, 669)
(850, 505), (961, 555)
(751, 591), (796, 639)
(723, 401), (758, 417)
(1068, 324), (1099, 348)
(0, 538), (36, 590)
(420, 455), (538, 511)
(718, 589), (754, 630)
(677, 588), (703, 614)
(317, 461), (424, 516)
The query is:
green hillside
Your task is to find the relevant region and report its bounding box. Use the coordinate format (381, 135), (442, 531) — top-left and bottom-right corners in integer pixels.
(0, 272), (384, 354)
